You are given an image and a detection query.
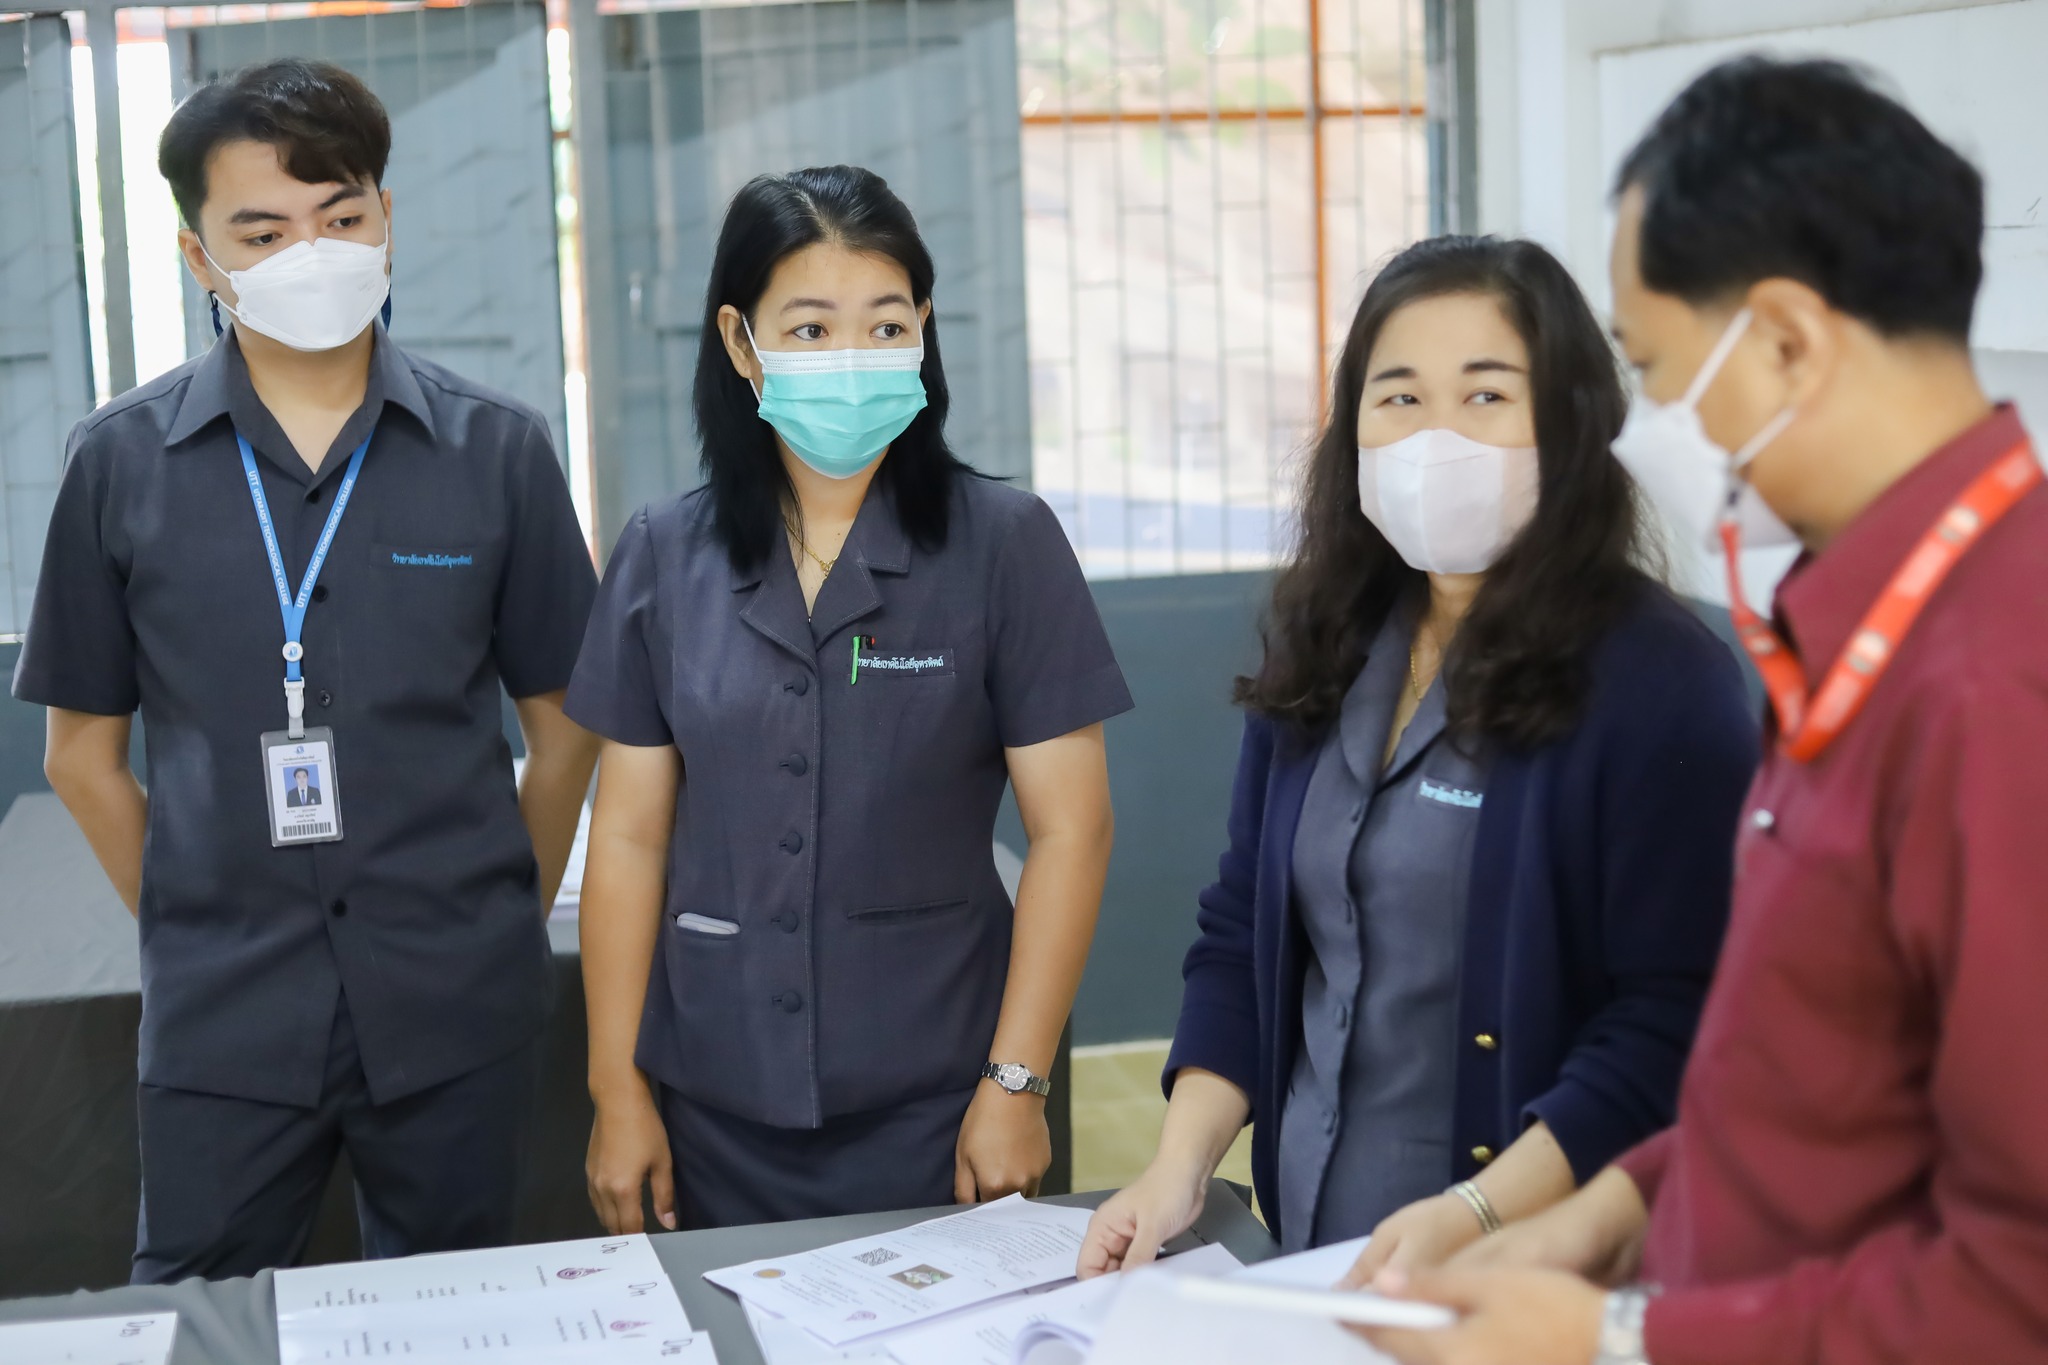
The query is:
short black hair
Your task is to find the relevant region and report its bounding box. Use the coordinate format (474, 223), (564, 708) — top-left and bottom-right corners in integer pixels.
(158, 58), (390, 231)
(1615, 55), (1983, 341)
(292, 768), (309, 778)
(693, 165), (970, 571)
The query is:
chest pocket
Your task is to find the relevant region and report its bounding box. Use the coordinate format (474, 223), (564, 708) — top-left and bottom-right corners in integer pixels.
(367, 539), (504, 694)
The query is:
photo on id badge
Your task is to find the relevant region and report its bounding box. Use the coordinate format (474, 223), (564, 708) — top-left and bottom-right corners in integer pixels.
(262, 728), (345, 846)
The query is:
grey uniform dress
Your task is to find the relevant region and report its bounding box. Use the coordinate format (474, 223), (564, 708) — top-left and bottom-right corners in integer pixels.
(566, 474), (1131, 1228)
(1275, 604), (1490, 1251)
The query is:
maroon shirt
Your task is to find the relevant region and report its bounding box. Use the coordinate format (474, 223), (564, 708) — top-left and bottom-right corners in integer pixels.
(1621, 405), (2048, 1363)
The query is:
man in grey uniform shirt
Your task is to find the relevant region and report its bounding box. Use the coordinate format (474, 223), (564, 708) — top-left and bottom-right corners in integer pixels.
(14, 59), (598, 1282)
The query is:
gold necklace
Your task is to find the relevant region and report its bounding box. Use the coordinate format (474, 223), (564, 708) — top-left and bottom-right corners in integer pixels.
(1408, 624), (1434, 702)
(785, 519), (837, 576)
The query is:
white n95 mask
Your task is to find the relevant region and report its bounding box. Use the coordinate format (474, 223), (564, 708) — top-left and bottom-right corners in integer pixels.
(1610, 307), (1798, 553)
(204, 235), (391, 352)
(1357, 429), (1540, 574)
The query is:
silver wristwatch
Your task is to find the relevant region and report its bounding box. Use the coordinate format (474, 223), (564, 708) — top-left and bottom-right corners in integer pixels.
(1594, 1286), (1657, 1365)
(980, 1061), (1052, 1097)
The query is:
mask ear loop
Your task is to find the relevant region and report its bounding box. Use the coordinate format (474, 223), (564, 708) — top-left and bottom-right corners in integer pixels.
(1682, 307), (1754, 409)
(739, 314), (765, 404)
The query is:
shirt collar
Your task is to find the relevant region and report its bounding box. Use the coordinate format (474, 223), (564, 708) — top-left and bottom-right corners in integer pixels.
(1773, 402), (2031, 686)
(163, 323), (436, 450)
(727, 478), (915, 591)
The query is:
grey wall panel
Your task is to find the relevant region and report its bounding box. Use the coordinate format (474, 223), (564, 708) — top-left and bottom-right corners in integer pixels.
(171, 4), (570, 461)
(0, 17), (93, 638)
(995, 571), (1271, 1048)
(584, 0), (1030, 548)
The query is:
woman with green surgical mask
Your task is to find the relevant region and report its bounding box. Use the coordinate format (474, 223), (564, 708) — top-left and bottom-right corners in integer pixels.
(565, 165), (1134, 1231)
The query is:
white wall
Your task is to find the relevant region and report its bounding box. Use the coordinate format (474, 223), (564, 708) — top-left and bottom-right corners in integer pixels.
(1473, 0), (2048, 601)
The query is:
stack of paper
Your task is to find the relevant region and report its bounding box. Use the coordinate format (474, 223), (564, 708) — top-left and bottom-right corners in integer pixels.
(706, 1194), (1095, 1351)
(706, 1195), (1250, 1365)
(273, 1233), (711, 1364)
(888, 1242), (1242, 1365)
(1085, 1235), (1439, 1365)
(0, 1313), (177, 1365)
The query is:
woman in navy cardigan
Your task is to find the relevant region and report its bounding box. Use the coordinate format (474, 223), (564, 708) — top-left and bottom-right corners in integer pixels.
(1079, 237), (1758, 1277)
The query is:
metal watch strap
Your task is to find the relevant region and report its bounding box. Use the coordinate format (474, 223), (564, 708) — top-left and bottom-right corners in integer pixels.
(980, 1061), (1052, 1097)
(1594, 1286), (1657, 1365)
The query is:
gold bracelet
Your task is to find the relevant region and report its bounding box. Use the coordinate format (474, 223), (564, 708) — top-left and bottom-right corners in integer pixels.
(1449, 1180), (1503, 1236)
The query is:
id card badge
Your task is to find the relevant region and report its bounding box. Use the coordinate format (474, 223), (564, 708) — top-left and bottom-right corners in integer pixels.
(261, 727), (345, 847)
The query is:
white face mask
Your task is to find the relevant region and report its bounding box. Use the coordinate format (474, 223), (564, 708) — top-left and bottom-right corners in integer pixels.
(1357, 428), (1540, 574)
(203, 235), (391, 352)
(1611, 307), (1798, 553)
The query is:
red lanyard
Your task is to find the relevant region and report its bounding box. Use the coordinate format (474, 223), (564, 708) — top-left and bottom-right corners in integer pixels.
(1721, 441), (2041, 763)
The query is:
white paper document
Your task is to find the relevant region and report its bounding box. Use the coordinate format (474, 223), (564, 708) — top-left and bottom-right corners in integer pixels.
(743, 1302), (899, 1365)
(1172, 1277), (1457, 1329)
(275, 1233), (670, 1314)
(0, 1313), (177, 1365)
(704, 1194), (1095, 1346)
(275, 1235), (707, 1365)
(883, 1241), (1243, 1365)
(1232, 1234), (1370, 1288)
(1086, 1238), (1418, 1365)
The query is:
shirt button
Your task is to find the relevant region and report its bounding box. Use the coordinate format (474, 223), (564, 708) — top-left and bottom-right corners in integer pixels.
(319, 690), (333, 708)
(782, 754), (809, 777)
(775, 991), (804, 1013)
(1471, 1145), (1495, 1165)
(1475, 1032), (1498, 1051)
(785, 675), (810, 697)
(312, 585), (329, 603)
(780, 832), (804, 854)
(1752, 809), (1776, 832)
(330, 899), (348, 918)
(774, 910), (800, 933)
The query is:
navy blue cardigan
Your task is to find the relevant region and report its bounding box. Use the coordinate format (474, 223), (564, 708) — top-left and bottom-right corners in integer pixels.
(1164, 589), (1759, 1245)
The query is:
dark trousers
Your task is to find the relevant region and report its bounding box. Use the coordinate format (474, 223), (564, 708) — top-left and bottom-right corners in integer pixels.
(658, 1083), (975, 1230)
(132, 995), (540, 1284)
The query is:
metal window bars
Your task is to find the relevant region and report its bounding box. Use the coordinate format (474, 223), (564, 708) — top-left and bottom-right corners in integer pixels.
(1017, 0), (1428, 578)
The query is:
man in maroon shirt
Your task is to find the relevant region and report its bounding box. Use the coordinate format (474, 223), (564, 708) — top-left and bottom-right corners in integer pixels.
(1353, 56), (2048, 1365)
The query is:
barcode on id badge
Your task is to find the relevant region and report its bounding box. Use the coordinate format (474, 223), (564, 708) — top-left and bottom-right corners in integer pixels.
(284, 822), (334, 838)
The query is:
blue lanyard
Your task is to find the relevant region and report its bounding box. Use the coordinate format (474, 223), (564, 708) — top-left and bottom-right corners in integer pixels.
(237, 432), (368, 737)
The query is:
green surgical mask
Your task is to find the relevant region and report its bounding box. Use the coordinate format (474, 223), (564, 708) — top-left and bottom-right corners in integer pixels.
(743, 315), (929, 479)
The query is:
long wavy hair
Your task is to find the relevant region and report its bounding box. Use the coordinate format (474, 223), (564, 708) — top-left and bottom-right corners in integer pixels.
(692, 165), (969, 571)
(1237, 235), (1654, 749)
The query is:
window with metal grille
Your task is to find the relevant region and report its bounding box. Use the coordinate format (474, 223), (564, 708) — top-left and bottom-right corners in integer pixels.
(1018, 0), (1429, 577)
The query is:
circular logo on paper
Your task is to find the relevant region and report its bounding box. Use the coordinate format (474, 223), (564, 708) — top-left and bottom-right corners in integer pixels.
(557, 1267), (602, 1280)
(754, 1269), (786, 1280)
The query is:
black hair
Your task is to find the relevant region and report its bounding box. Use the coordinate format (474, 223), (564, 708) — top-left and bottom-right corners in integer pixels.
(293, 768), (309, 777)
(1239, 235), (1653, 749)
(1615, 55), (1983, 341)
(693, 165), (967, 571)
(158, 58), (391, 232)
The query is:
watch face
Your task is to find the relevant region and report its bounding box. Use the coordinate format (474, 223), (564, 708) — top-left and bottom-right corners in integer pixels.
(995, 1063), (1026, 1090)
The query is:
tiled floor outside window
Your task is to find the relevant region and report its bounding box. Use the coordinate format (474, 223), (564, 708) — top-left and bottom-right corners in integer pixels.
(1070, 1040), (1259, 1218)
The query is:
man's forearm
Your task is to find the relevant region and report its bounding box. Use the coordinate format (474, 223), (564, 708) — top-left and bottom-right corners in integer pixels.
(519, 741), (597, 915)
(52, 768), (147, 916)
